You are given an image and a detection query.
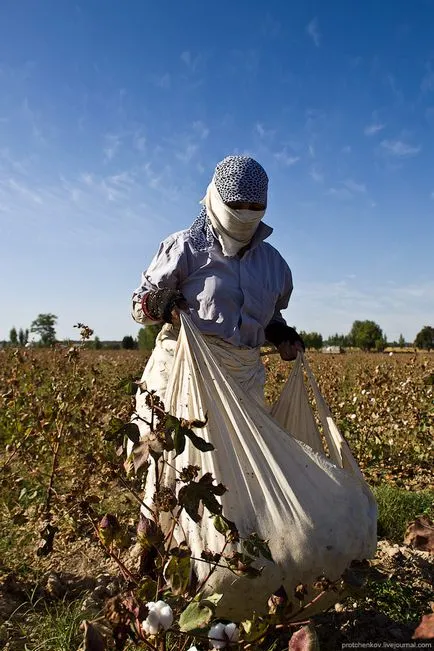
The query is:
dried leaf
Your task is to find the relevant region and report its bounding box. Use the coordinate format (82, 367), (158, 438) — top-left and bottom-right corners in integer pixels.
(294, 583), (308, 601)
(404, 515), (434, 553)
(36, 522), (58, 557)
(132, 441), (150, 475)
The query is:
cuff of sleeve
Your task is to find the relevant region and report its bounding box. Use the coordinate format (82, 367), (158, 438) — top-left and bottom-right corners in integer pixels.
(141, 293), (159, 321)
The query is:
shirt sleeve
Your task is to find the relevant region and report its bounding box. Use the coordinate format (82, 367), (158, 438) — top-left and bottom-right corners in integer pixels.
(131, 233), (189, 325)
(267, 264), (293, 327)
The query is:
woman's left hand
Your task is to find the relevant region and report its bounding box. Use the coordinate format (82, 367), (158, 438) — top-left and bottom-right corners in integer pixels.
(278, 340), (304, 361)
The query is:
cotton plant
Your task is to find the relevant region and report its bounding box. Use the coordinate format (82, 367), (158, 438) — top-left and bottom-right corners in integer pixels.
(142, 600), (174, 636)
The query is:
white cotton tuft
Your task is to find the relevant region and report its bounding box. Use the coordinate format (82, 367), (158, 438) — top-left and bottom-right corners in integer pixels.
(142, 600), (173, 636)
(208, 622), (228, 649)
(224, 622), (239, 642)
(154, 600), (168, 612)
(142, 608), (160, 636)
(158, 604), (174, 630)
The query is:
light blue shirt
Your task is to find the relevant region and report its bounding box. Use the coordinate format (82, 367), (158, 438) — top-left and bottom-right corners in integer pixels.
(132, 222), (293, 348)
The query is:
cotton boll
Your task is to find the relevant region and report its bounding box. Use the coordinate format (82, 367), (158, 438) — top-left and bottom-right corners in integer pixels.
(224, 622), (239, 642)
(158, 604), (174, 630)
(142, 600), (173, 636)
(154, 600), (168, 612)
(142, 608), (160, 636)
(208, 622), (228, 649)
(208, 622), (226, 648)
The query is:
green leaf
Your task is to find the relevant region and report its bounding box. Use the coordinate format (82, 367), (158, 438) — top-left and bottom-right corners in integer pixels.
(241, 615), (269, 644)
(202, 593), (223, 608)
(117, 376), (138, 395)
(213, 515), (239, 542)
(173, 426), (186, 457)
(122, 422), (141, 445)
(242, 533), (273, 562)
(164, 553), (191, 596)
(179, 601), (213, 633)
(136, 578), (158, 603)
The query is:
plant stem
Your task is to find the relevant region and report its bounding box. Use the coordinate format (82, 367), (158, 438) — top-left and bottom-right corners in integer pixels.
(195, 539), (230, 592)
(88, 517), (138, 584)
(44, 426), (63, 518)
(115, 470), (155, 517)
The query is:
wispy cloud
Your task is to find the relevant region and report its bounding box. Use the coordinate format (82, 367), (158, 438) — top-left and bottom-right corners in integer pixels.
(380, 139), (421, 157)
(262, 13), (280, 38)
(274, 150), (300, 166)
(386, 74), (404, 102)
(420, 63), (434, 93)
(310, 166), (324, 183)
(325, 179), (366, 200)
(5, 177), (43, 204)
(180, 51), (204, 73)
(21, 97), (46, 144)
(364, 123), (385, 136)
(132, 129), (146, 153)
(157, 73), (171, 89)
(103, 134), (122, 162)
(255, 122), (276, 140)
(192, 121), (209, 140)
(343, 179), (366, 193)
(175, 143), (198, 163)
(306, 18), (320, 47)
(326, 187), (352, 200)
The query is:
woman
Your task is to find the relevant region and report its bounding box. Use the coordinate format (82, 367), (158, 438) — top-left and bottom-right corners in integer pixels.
(131, 155), (304, 438)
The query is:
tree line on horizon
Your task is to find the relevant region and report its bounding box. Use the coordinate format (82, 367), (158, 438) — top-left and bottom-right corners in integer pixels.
(2, 314), (434, 353)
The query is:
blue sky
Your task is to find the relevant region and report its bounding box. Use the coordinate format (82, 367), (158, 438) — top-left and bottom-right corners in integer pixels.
(1, 0), (434, 343)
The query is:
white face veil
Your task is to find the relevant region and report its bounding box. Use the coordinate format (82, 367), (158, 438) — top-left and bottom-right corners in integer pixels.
(200, 155), (269, 257)
(201, 180), (266, 257)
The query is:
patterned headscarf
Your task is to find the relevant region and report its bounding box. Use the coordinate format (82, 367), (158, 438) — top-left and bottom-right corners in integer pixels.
(189, 155), (268, 252)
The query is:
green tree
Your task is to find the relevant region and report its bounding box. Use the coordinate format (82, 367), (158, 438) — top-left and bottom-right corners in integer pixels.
(18, 328), (29, 347)
(122, 335), (136, 350)
(414, 325), (434, 351)
(93, 336), (102, 350)
(9, 327), (18, 346)
(348, 320), (385, 351)
(325, 333), (349, 347)
(138, 324), (162, 351)
(398, 334), (406, 348)
(300, 331), (323, 350)
(30, 313), (57, 346)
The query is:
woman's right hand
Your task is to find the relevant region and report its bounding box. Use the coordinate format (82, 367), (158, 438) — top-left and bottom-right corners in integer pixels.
(145, 289), (188, 323)
(171, 298), (190, 324)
